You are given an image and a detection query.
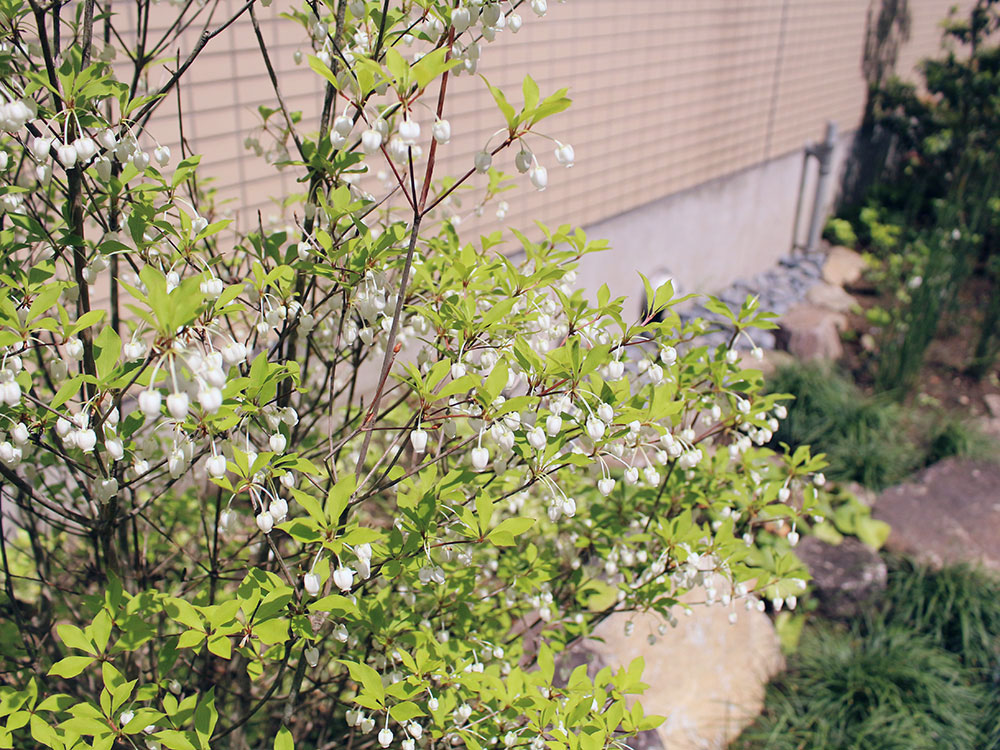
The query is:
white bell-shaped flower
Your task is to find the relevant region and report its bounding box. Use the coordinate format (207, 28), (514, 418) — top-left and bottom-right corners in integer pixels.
(333, 565), (355, 591)
(409, 428), (428, 453)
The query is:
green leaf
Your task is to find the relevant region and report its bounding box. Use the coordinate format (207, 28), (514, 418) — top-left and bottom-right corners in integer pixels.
(522, 75), (540, 113)
(56, 624), (96, 655)
(48, 656), (94, 678)
(384, 48), (410, 90)
(177, 630), (205, 649)
(339, 660), (385, 706)
(309, 594), (360, 617)
(389, 702), (425, 722)
(411, 46), (460, 89)
(855, 516), (891, 549)
(207, 634), (232, 660)
(481, 76), (516, 128)
(487, 517), (535, 546)
(153, 729), (199, 750)
(90, 609), (112, 652)
(69, 309), (105, 336)
(93, 324), (120, 380)
(481, 360), (508, 403)
(275, 726), (294, 750)
(50, 376), (83, 409)
(307, 55), (338, 87)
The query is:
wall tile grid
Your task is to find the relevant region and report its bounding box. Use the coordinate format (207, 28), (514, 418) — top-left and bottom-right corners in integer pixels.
(135, 0), (968, 242)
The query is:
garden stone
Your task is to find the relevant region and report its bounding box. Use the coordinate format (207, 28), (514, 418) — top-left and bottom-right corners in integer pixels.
(823, 246), (867, 287)
(874, 458), (1000, 571)
(800, 260), (822, 279)
(775, 304), (847, 360)
(794, 536), (887, 618)
(570, 582), (783, 750)
(983, 393), (1000, 418)
(806, 282), (856, 313)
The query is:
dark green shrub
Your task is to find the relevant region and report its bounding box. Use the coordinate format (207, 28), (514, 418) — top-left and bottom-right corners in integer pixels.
(824, 217), (859, 248)
(766, 362), (917, 489)
(879, 557), (1000, 673)
(922, 415), (992, 466)
(735, 624), (987, 750)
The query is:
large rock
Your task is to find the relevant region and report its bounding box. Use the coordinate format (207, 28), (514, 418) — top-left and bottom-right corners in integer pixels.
(874, 458), (1000, 571)
(983, 393), (1000, 418)
(822, 246), (867, 287)
(806, 282), (856, 314)
(775, 305), (847, 360)
(794, 536), (887, 619)
(568, 586), (783, 750)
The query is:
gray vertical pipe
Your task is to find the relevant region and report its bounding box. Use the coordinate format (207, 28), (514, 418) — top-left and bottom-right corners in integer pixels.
(805, 121), (838, 254)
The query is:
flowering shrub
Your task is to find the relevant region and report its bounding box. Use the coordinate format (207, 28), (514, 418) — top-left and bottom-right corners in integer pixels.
(0, 1), (825, 748)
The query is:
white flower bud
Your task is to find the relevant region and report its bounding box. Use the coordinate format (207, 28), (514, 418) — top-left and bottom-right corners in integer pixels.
(106, 438), (124, 461)
(256, 511), (274, 534)
(529, 165), (548, 191)
(268, 497), (288, 522)
(1, 380), (20, 406)
(206, 454), (227, 477)
(76, 428), (97, 453)
(471, 446), (490, 471)
(139, 390), (161, 418)
(474, 150), (492, 173)
(554, 142), (574, 167)
(222, 341), (248, 366)
(514, 148), (532, 174)
(410, 428), (428, 453)
(30, 136), (52, 160)
(65, 337), (84, 360)
(97, 129), (117, 150)
(73, 137), (98, 163)
(545, 414), (562, 436)
(166, 392), (189, 420)
(398, 118), (420, 144)
(333, 114), (354, 137)
(432, 119), (451, 144)
(0, 442), (17, 465)
(451, 6), (471, 32)
(362, 129), (383, 154)
(527, 427), (546, 451)
(10, 422), (28, 445)
(92, 156), (112, 181)
(333, 566), (355, 591)
(198, 386), (223, 414)
(269, 433), (287, 453)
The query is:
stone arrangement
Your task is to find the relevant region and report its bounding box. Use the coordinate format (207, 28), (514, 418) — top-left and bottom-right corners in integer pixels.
(680, 245), (867, 361)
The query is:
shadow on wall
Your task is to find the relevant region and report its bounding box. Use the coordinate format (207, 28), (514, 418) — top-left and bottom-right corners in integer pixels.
(838, 0), (912, 209)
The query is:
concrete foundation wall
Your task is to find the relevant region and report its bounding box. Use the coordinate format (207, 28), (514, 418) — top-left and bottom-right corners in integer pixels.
(575, 129), (858, 307)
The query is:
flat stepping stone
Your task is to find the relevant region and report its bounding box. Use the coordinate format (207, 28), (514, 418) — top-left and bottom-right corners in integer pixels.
(873, 458), (1000, 571)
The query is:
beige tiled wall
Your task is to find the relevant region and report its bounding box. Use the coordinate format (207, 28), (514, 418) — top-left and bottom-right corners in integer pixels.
(142, 0), (968, 237)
